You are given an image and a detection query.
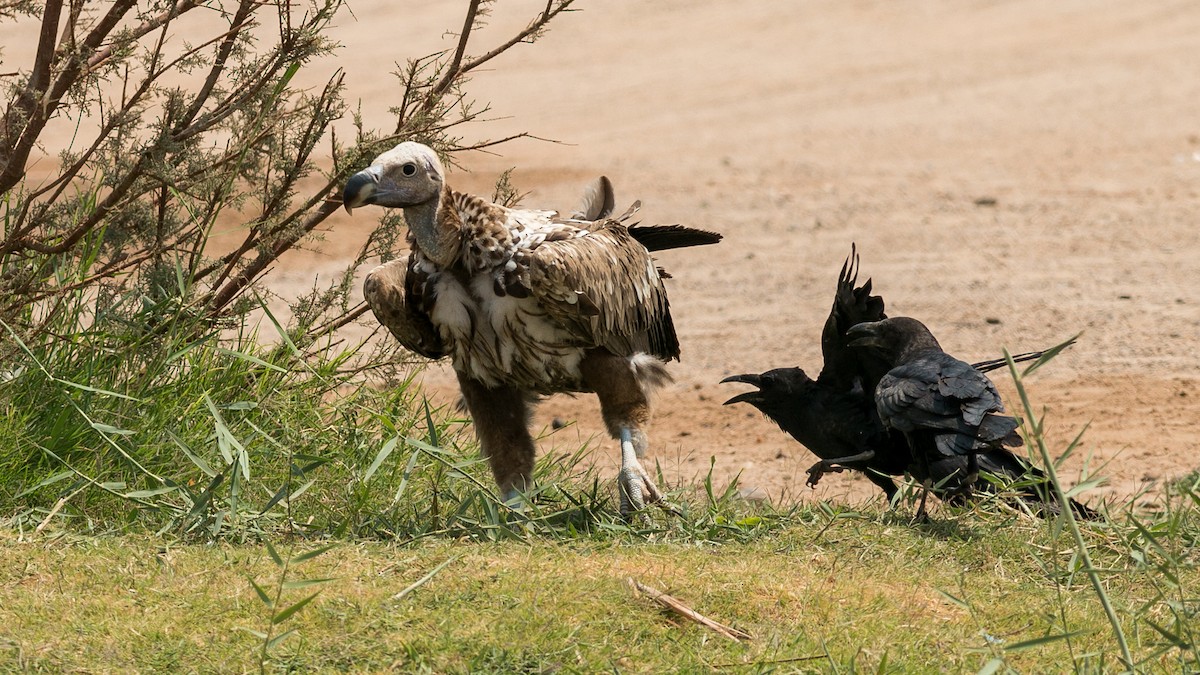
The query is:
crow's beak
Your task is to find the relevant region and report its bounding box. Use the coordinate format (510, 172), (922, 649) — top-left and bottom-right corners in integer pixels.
(720, 373), (763, 405)
(342, 168), (379, 214)
(846, 322), (886, 349)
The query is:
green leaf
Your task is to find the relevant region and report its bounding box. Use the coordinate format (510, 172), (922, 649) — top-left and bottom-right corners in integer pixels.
(281, 577), (335, 591)
(291, 543), (337, 563)
(271, 591), (321, 625)
(267, 628), (297, 651)
(937, 589), (970, 609)
(123, 486), (177, 499)
(260, 479), (314, 515)
(264, 540), (283, 568)
(1018, 333), (1080, 377)
(203, 394), (239, 466)
(248, 578), (273, 608)
(392, 447), (423, 504)
(1003, 631), (1085, 652)
(1144, 619), (1190, 648)
(364, 436), (399, 482)
(215, 346), (287, 373)
(167, 431), (216, 477)
(16, 471), (74, 498)
(91, 422), (135, 436)
(423, 398), (440, 446)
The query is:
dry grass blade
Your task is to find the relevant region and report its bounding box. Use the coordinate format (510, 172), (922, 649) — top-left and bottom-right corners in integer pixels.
(628, 578), (752, 642)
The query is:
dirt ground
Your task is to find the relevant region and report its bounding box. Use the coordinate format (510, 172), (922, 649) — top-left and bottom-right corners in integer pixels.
(24, 1), (1200, 508)
(292, 0), (1200, 510)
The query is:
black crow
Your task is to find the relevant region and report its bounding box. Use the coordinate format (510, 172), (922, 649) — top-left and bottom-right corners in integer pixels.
(847, 316), (1097, 520)
(723, 250), (1094, 519)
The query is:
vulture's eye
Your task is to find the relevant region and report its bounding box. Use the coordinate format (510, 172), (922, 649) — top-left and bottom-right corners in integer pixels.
(401, 163), (417, 177)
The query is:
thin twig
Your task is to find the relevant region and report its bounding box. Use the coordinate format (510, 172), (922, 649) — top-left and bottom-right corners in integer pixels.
(457, 1), (576, 76)
(427, 0), (481, 101)
(392, 556), (459, 601)
(628, 578), (752, 642)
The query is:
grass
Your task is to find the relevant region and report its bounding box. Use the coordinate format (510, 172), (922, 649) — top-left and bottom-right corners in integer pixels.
(0, 286), (1197, 672)
(1, 501), (1198, 673)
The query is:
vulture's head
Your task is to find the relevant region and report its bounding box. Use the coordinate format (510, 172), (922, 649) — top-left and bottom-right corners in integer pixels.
(343, 142), (445, 213)
(846, 316), (941, 361)
(721, 368), (816, 417)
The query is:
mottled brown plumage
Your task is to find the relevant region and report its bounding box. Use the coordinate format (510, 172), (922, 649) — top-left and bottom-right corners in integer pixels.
(344, 142), (719, 514)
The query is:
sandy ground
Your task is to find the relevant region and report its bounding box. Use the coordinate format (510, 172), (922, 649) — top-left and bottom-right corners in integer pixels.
(318, 0), (1200, 510)
(17, 1), (1200, 508)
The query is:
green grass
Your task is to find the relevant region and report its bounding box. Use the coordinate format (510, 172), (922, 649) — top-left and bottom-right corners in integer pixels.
(1, 502), (1198, 673)
(0, 290), (1197, 673)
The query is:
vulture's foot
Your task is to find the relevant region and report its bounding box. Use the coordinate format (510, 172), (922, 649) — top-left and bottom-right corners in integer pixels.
(617, 427), (679, 520)
(501, 487), (526, 511)
(805, 461), (847, 489)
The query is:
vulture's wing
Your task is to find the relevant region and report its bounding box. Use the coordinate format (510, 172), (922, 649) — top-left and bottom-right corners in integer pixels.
(571, 176), (616, 221)
(522, 223), (679, 361)
(363, 256), (448, 360)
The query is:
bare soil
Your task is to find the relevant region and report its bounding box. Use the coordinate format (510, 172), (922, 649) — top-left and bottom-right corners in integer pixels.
(64, 1), (1200, 507)
(298, 0), (1200, 509)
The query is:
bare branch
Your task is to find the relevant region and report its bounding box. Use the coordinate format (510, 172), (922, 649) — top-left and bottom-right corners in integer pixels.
(427, 0), (482, 102)
(456, 0), (576, 76)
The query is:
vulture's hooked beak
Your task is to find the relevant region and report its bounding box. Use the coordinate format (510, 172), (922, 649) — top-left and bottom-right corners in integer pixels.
(342, 168), (380, 214)
(846, 322), (886, 349)
(720, 373), (764, 405)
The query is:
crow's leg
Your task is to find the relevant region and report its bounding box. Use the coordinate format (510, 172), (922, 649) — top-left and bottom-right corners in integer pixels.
(580, 350), (674, 518)
(805, 450), (877, 488)
(962, 450), (980, 500)
(906, 434), (932, 521)
(457, 372), (536, 505)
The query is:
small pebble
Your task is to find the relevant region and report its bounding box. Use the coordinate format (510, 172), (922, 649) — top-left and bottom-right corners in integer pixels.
(737, 486), (770, 503)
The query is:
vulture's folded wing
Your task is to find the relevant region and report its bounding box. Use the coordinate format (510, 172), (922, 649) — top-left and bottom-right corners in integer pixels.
(363, 256), (448, 360)
(523, 223), (679, 361)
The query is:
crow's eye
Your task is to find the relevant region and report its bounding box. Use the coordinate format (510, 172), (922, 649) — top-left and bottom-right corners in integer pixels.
(401, 163), (417, 177)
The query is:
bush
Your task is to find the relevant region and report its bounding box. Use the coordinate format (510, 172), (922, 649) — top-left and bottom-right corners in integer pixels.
(0, 0), (579, 536)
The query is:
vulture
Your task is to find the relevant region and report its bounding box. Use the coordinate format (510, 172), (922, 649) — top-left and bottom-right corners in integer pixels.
(342, 142), (720, 516)
(723, 249), (1095, 519)
(847, 316), (1096, 520)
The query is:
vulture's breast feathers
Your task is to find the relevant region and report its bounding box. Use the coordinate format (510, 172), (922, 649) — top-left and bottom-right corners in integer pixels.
(417, 190), (676, 394)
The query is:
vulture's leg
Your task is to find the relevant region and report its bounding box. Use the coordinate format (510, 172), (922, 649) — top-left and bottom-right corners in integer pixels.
(580, 350), (672, 518)
(456, 372), (536, 505)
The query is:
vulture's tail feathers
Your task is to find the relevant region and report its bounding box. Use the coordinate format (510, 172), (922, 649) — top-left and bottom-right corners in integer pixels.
(628, 224), (723, 251)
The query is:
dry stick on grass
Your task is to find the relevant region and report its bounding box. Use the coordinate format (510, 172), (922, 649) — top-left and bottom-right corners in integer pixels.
(628, 578), (752, 643)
